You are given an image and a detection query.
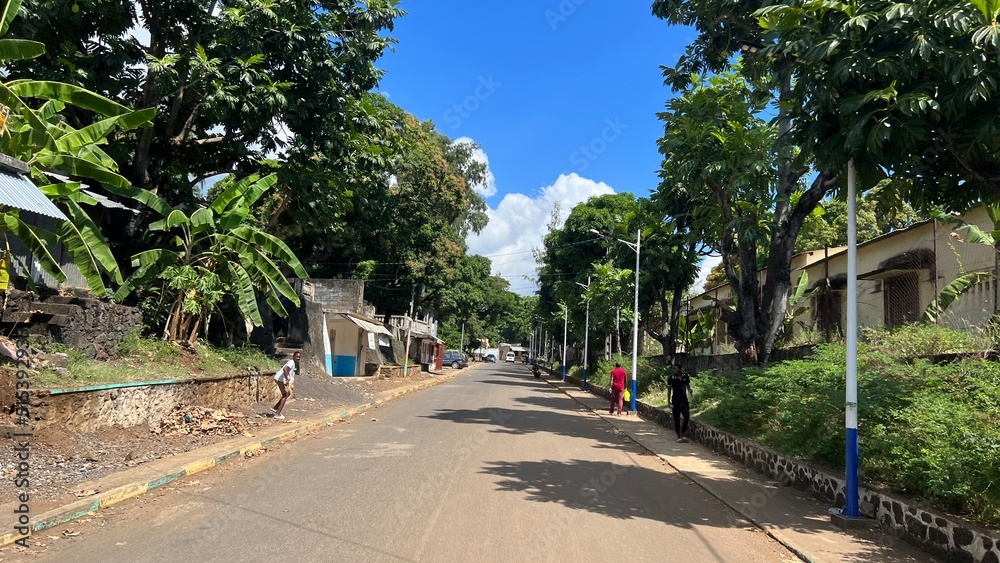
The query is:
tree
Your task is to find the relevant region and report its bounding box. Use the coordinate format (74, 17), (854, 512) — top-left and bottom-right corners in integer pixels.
(796, 186), (919, 252)
(657, 72), (837, 364)
(536, 193), (637, 359)
(300, 101), (489, 320)
(654, 0), (844, 364)
(8, 0), (402, 209)
(638, 193), (708, 364)
(757, 0), (1000, 211)
(0, 0), (158, 297)
(115, 173), (307, 343)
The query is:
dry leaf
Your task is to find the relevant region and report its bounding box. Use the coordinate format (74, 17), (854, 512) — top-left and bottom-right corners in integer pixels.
(75, 489), (99, 497)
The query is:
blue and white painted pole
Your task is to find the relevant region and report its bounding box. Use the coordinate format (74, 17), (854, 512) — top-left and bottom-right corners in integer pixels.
(582, 279), (590, 390)
(630, 229), (641, 413)
(561, 304), (568, 382)
(844, 159), (861, 518)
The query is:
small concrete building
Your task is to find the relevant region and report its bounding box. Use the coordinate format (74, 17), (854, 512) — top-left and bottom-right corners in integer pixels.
(287, 279), (395, 377)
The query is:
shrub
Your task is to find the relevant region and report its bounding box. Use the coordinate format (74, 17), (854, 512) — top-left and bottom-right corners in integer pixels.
(687, 326), (1000, 527)
(593, 354), (666, 396)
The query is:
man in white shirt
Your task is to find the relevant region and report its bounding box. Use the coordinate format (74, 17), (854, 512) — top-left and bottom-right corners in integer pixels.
(271, 351), (300, 420)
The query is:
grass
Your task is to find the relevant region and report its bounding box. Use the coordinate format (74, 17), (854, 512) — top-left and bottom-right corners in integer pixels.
(32, 336), (283, 389)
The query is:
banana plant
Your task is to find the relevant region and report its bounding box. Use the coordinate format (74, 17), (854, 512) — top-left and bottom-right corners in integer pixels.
(923, 206), (1000, 323)
(115, 173), (308, 343)
(0, 0), (160, 297)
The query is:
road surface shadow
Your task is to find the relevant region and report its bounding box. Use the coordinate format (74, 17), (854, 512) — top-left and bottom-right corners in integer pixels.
(480, 458), (746, 530)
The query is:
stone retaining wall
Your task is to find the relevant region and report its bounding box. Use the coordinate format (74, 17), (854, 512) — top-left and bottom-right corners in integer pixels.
(0, 289), (142, 359)
(556, 370), (1000, 563)
(25, 373), (280, 432)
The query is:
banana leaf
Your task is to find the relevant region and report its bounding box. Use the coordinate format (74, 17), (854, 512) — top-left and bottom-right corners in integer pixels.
(61, 198), (123, 283)
(216, 233), (300, 307)
(230, 225), (308, 278)
(114, 249), (180, 301)
(34, 153), (130, 189)
(8, 80), (133, 117)
(208, 173), (261, 215)
(2, 212), (65, 283)
(922, 271), (997, 324)
(219, 259), (262, 327)
(0, 38), (43, 62)
(0, 0), (22, 36)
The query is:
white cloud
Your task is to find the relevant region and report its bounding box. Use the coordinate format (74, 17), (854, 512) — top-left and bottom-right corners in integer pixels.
(467, 172), (616, 295)
(453, 137), (497, 197)
(693, 255), (723, 294)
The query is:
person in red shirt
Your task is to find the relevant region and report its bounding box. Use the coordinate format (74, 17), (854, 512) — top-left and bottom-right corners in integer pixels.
(609, 362), (628, 415)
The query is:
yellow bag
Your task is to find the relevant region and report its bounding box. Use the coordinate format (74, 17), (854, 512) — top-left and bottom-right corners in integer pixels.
(623, 388), (631, 402)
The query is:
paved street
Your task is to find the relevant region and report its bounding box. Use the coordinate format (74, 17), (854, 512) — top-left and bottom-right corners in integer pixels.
(20, 364), (795, 562)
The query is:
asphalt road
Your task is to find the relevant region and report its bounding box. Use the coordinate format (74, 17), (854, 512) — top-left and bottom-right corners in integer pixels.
(19, 363), (796, 562)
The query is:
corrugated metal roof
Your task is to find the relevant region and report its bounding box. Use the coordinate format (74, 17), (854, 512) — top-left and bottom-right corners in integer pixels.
(0, 169), (68, 221)
(340, 313), (393, 336)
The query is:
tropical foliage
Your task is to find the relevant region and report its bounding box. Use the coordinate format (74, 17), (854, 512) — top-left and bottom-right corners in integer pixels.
(115, 174), (307, 343)
(0, 0), (157, 297)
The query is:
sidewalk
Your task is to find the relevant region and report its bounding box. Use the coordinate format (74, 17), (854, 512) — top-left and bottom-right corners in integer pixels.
(544, 377), (937, 563)
(1, 366), (472, 549)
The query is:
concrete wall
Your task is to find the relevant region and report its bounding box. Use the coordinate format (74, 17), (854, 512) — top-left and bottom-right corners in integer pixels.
(302, 279), (365, 313)
(20, 373), (280, 431)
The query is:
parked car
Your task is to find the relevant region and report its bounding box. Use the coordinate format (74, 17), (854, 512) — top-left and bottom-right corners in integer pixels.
(505, 352), (515, 362)
(485, 354), (497, 363)
(521, 353), (529, 363)
(442, 351), (469, 369)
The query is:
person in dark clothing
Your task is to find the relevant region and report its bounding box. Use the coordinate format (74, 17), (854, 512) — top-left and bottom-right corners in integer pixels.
(666, 363), (692, 442)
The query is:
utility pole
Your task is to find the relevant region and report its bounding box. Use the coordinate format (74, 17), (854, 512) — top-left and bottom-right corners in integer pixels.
(403, 287), (415, 375)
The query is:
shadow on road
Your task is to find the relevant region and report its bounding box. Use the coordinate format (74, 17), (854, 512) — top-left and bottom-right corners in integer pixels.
(480, 458), (743, 530)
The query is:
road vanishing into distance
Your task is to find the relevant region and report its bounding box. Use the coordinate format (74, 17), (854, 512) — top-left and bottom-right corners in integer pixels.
(24, 363), (796, 562)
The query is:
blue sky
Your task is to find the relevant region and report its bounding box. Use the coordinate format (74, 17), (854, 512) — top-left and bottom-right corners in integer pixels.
(376, 1), (702, 294)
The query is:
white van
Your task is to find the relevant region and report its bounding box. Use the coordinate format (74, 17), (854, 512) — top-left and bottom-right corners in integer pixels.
(505, 352), (515, 362)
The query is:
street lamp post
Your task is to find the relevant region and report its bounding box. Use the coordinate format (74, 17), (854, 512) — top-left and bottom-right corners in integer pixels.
(590, 228), (641, 413)
(559, 303), (568, 381)
(575, 277), (591, 390)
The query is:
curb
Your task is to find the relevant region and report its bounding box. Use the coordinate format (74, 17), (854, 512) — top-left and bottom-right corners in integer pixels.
(540, 375), (812, 563)
(2, 369), (466, 548)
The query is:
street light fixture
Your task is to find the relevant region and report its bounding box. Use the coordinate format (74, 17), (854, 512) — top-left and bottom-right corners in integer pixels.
(575, 277), (591, 390)
(589, 228), (641, 413)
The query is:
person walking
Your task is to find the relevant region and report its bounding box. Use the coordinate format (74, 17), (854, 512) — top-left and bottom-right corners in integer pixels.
(272, 351), (300, 420)
(609, 362), (628, 416)
(667, 363), (692, 442)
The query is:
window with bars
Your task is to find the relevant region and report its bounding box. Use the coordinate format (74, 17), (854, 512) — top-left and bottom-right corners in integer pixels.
(883, 272), (921, 328)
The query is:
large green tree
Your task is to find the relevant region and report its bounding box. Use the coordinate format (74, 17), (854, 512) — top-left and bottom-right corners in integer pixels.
(657, 72), (831, 364)
(757, 0), (1000, 211)
(0, 0), (158, 297)
(653, 0), (843, 364)
(288, 100), (488, 319)
(8, 0), (402, 210)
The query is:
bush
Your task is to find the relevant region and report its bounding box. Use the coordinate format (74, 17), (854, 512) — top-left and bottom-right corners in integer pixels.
(593, 354), (667, 396)
(688, 326), (1000, 527)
